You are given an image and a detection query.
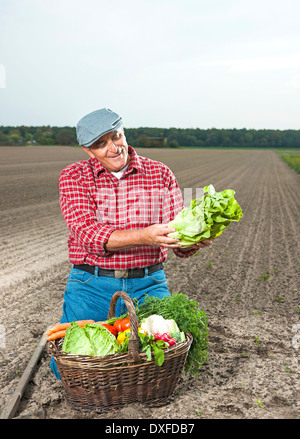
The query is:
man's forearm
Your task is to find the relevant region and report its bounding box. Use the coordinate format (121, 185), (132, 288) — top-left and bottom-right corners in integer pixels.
(105, 229), (145, 251)
(104, 224), (181, 252)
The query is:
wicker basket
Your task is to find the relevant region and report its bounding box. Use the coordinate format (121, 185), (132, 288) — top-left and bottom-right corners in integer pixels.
(48, 291), (193, 412)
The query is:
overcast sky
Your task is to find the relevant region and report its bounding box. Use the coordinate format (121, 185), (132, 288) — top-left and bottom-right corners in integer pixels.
(0, 0), (299, 129)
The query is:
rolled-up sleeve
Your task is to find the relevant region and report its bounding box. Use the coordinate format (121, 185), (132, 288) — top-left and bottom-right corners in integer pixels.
(59, 172), (114, 257)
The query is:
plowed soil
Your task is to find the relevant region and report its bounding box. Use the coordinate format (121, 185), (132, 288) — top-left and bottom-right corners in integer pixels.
(0, 146), (299, 420)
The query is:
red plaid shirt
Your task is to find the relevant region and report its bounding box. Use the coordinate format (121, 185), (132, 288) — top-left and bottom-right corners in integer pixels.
(59, 146), (196, 269)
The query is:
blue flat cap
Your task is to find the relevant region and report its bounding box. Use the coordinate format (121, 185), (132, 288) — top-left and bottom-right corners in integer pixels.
(76, 108), (123, 147)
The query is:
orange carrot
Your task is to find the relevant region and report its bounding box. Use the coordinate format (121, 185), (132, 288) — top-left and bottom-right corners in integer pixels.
(47, 330), (66, 341)
(46, 325), (67, 336)
(46, 319), (94, 336)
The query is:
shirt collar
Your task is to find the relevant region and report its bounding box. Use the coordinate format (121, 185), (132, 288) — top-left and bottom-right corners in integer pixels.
(93, 145), (146, 178)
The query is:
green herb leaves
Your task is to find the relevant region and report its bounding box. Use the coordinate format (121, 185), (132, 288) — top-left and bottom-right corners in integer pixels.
(139, 333), (168, 366)
(135, 293), (209, 375)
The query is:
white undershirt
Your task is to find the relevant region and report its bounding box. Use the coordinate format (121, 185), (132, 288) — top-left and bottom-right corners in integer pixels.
(111, 162), (130, 179)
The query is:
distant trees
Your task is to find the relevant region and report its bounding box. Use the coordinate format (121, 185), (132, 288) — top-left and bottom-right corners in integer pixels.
(137, 134), (151, 147)
(55, 128), (77, 145)
(0, 125), (299, 148)
(125, 127), (300, 148)
(0, 126), (77, 146)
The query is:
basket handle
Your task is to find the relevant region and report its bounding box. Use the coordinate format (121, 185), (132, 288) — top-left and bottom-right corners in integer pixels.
(107, 291), (141, 363)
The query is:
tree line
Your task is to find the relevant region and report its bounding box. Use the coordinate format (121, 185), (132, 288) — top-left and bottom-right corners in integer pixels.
(0, 125), (300, 148)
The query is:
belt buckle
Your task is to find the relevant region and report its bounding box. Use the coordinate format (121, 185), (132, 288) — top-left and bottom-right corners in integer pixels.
(115, 270), (128, 279)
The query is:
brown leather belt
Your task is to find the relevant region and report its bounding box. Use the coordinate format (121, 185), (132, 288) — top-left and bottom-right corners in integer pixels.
(73, 262), (164, 279)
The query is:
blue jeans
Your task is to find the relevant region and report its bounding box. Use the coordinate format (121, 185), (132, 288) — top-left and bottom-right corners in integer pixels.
(50, 267), (170, 379)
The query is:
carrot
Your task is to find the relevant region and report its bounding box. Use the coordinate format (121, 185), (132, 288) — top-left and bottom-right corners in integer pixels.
(46, 324), (68, 336)
(46, 319), (95, 336)
(47, 330), (66, 341)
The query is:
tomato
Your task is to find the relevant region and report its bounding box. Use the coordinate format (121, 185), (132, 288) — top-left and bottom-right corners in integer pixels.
(113, 319), (123, 333)
(101, 323), (117, 337)
(121, 317), (131, 332)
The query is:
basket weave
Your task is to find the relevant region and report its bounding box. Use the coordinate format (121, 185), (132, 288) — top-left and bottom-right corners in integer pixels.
(49, 291), (193, 412)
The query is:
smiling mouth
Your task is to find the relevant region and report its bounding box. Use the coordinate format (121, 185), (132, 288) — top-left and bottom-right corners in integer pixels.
(108, 152), (122, 159)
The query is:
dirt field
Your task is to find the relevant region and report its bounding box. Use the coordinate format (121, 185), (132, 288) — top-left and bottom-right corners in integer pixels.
(0, 145), (299, 420)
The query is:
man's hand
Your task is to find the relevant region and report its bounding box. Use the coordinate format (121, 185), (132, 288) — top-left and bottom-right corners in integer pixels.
(142, 224), (181, 248)
(105, 224), (181, 251)
(179, 238), (215, 252)
(105, 225), (214, 252)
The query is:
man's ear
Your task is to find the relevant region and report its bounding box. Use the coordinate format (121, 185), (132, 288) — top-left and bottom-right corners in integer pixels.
(82, 146), (95, 159)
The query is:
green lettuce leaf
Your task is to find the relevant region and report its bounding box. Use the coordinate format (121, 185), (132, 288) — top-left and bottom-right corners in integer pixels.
(62, 322), (121, 356)
(168, 184), (243, 246)
(83, 323), (121, 356)
(62, 322), (94, 356)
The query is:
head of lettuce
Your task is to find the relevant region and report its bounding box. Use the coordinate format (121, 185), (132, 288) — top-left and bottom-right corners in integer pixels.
(167, 184), (243, 247)
(62, 322), (121, 356)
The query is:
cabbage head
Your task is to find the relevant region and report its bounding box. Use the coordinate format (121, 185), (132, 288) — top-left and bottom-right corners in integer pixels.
(62, 322), (121, 356)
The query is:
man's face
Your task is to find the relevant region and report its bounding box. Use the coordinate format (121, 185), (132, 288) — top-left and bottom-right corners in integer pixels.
(83, 128), (129, 172)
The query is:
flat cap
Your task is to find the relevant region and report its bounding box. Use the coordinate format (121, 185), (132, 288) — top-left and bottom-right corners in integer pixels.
(76, 108), (123, 147)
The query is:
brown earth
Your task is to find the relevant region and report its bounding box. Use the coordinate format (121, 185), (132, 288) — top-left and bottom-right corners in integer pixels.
(0, 145), (299, 420)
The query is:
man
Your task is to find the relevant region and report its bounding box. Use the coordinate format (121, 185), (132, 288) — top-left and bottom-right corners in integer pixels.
(50, 108), (212, 377)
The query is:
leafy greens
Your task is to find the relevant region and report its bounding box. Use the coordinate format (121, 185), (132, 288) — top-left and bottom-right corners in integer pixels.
(133, 293), (209, 376)
(168, 184), (243, 246)
(62, 322), (121, 356)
